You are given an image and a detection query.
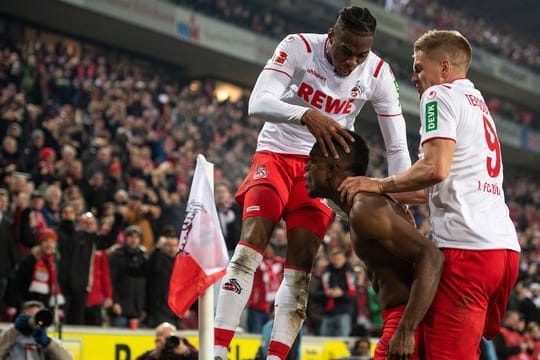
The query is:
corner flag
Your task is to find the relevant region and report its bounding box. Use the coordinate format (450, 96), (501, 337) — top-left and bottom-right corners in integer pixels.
(168, 154), (229, 316)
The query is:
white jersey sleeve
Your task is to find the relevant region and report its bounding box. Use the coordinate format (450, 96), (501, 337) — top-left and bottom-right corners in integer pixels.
(371, 62), (411, 175)
(419, 86), (458, 144)
(248, 34), (311, 125)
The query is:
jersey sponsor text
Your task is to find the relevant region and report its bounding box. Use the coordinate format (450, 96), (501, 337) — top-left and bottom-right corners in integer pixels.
(297, 82), (353, 114)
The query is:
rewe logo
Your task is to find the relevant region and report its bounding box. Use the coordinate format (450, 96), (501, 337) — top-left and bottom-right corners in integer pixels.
(297, 82), (353, 115)
(425, 101), (438, 132)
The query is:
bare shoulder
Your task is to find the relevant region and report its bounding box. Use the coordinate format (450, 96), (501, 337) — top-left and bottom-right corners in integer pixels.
(350, 192), (393, 214)
(349, 193), (395, 235)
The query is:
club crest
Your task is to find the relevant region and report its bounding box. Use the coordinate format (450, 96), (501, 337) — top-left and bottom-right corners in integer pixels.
(253, 164), (268, 180)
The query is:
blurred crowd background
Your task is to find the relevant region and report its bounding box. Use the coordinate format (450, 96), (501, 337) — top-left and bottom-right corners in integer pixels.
(0, 0), (539, 358)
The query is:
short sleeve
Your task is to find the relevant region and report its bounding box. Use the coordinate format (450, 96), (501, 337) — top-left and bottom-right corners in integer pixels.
(370, 62), (402, 116)
(419, 86), (457, 145)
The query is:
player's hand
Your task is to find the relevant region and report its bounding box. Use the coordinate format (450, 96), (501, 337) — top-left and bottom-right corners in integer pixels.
(387, 328), (415, 360)
(112, 303), (122, 315)
(338, 176), (382, 204)
(301, 109), (355, 159)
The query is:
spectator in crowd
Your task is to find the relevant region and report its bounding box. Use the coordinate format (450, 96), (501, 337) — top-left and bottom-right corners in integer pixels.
(352, 264), (374, 336)
(7, 228), (64, 311)
(108, 225), (148, 328)
(84, 249), (113, 326)
(55, 144), (78, 179)
(0, 188), (17, 318)
(145, 226), (181, 328)
(307, 253), (329, 336)
(214, 7), (411, 359)
(517, 282), (540, 326)
(317, 247), (357, 337)
(155, 189), (186, 231)
(57, 207), (123, 325)
(339, 30), (520, 358)
(123, 191), (161, 253)
(247, 242), (285, 333)
(215, 181), (242, 257)
(82, 170), (114, 217)
(135, 322), (198, 360)
(349, 337), (373, 360)
(42, 184), (62, 228)
(323, 219), (353, 256)
(0, 300), (73, 360)
(34, 147), (57, 187)
(0, 136), (23, 171)
(23, 129), (46, 173)
(19, 191), (46, 251)
(10, 180), (32, 260)
(526, 321), (540, 359)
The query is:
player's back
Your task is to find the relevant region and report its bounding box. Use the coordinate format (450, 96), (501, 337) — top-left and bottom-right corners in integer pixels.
(349, 193), (415, 310)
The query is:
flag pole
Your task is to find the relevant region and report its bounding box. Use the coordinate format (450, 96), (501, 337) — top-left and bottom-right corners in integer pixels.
(200, 156), (215, 360)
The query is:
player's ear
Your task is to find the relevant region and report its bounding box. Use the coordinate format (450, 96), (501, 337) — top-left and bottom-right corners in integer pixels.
(328, 27), (334, 43)
(327, 164), (337, 181)
(441, 58), (450, 77)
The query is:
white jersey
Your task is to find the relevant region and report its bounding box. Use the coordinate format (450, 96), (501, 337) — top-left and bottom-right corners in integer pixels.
(249, 33), (411, 175)
(419, 79), (519, 251)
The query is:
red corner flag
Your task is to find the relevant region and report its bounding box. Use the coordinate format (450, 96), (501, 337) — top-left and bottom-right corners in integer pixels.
(168, 155), (229, 316)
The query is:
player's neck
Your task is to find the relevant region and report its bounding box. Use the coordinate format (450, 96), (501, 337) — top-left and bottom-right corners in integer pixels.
(329, 177), (351, 213)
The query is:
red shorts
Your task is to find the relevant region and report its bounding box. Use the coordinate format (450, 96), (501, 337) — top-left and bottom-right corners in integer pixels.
(374, 305), (422, 360)
(235, 151), (333, 239)
(422, 248), (520, 359)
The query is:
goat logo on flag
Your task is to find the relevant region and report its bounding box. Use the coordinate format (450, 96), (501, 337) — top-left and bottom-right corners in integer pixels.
(179, 201), (207, 255)
(168, 154), (229, 316)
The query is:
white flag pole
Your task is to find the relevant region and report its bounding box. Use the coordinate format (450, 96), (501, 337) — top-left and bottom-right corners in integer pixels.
(199, 155), (215, 360)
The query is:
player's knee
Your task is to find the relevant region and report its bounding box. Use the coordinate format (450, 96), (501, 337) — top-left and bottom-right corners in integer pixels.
(229, 243), (264, 274)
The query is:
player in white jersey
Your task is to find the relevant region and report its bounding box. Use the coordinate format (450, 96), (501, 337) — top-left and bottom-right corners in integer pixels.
(214, 7), (411, 360)
(339, 30), (520, 359)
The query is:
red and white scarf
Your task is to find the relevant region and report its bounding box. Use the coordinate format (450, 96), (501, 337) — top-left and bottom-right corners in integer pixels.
(29, 254), (65, 306)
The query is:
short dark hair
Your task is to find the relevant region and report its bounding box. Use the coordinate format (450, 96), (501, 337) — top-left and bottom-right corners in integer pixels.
(335, 6), (377, 36)
(312, 130), (370, 177)
(160, 225), (178, 238)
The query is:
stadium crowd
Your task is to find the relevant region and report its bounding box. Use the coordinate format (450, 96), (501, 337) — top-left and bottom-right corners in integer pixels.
(173, 0), (540, 72)
(174, 0), (540, 131)
(0, 22), (540, 359)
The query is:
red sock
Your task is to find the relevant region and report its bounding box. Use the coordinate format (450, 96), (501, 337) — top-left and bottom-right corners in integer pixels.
(268, 340), (291, 360)
(215, 328), (235, 347)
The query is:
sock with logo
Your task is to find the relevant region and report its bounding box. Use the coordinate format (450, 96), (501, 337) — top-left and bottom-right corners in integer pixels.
(214, 243), (263, 349)
(268, 268), (311, 360)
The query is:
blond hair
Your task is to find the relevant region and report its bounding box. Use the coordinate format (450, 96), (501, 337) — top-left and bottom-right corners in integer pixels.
(414, 30), (472, 72)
